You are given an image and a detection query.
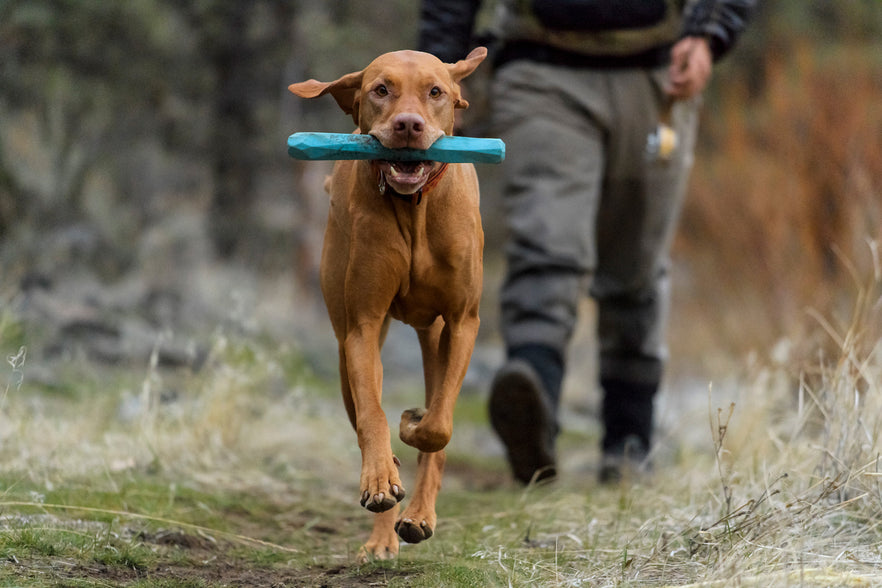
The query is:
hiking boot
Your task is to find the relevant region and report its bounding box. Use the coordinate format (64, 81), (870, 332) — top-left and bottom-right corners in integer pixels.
(489, 359), (557, 484)
(598, 434), (651, 485)
(599, 377), (656, 485)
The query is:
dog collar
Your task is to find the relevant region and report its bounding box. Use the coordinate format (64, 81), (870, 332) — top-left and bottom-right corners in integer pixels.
(377, 162), (450, 205)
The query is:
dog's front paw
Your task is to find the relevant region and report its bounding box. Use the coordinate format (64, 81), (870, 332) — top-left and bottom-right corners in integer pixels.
(395, 516), (434, 544)
(399, 407), (425, 444)
(399, 407), (450, 453)
(360, 487), (405, 512)
(360, 457), (406, 513)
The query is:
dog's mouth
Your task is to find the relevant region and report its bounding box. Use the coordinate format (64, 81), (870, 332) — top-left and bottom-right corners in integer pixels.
(374, 160), (434, 195)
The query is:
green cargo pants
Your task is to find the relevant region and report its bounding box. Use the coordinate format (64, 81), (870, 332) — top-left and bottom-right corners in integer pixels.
(490, 58), (700, 387)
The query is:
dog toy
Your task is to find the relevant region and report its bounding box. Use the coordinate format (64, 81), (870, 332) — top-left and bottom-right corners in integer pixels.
(287, 133), (505, 164)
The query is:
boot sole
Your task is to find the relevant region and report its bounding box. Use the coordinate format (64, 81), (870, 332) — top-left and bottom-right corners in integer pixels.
(488, 360), (557, 484)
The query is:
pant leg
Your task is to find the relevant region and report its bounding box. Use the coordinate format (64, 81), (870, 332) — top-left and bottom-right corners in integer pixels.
(592, 67), (701, 387)
(491, 61), (610, 363)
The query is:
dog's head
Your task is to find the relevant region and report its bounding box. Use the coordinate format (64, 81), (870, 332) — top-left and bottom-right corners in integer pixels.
(289, 48), (487, 194)
(289, 47), (486, 145)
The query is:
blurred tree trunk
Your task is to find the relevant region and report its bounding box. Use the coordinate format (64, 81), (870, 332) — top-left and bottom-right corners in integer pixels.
(194, 1), (298, 260)
(0, 138), (23, 235)
(204, 3), (257, 258)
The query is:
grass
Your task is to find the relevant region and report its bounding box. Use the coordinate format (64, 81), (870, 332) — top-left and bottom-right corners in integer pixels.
(1, 259), (881, 586)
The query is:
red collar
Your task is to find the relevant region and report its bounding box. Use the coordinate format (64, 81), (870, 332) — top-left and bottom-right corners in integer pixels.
(376, 163), (450, 205)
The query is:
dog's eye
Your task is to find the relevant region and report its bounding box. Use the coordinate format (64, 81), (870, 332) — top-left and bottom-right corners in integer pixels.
(375, 85), (389, 97)
(429, 86), (442, 98)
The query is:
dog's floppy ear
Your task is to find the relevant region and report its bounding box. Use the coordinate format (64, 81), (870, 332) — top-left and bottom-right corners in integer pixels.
(446, 46), (488, 110)
(289, 70), (364, 125)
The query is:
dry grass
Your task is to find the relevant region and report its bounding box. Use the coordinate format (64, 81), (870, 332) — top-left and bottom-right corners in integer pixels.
(462, 263), (882, 585)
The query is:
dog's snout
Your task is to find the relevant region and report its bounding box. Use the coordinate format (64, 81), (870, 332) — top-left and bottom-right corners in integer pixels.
(393, 113), (425, 137)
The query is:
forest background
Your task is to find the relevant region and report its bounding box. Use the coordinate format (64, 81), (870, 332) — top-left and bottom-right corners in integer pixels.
(1, 0), (880, 370)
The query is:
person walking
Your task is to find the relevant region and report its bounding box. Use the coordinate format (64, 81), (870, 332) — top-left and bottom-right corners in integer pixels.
(418, 0), (756, 484)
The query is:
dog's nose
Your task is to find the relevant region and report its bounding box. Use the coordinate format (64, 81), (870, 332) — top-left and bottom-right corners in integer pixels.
(392, 113), (424, 137)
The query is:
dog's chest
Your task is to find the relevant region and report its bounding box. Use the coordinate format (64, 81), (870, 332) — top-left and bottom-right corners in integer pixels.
(387, 212), (479, 327)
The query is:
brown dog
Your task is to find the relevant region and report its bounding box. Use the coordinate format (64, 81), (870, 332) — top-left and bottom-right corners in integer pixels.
(288, 47), (487, 561)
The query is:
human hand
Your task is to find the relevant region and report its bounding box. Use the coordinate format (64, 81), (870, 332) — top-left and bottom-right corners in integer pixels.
(666, 36), (713, 100)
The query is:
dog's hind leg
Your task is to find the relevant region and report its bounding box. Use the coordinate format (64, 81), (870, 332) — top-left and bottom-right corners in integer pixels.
(357, 505), (400, 563)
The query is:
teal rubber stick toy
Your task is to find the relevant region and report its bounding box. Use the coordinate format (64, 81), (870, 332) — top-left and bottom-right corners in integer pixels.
(287, 133), (505, 164)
